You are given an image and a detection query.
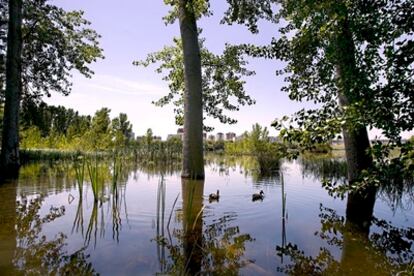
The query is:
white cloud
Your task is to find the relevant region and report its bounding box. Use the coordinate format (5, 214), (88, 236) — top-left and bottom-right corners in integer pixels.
(79, 74), (167, 97)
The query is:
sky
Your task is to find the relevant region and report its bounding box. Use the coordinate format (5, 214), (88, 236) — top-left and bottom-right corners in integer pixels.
(46, 0), (412, 140)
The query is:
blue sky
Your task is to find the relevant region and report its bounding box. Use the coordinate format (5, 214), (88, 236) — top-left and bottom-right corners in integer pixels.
(44, 0), (306, 139)
(46, 0), (412, 140)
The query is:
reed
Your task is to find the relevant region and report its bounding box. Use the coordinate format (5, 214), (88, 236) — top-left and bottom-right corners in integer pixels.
(281, 173), (287, 219)
(74, 156), (86, 196)
(86, 157), (100, 202)
(111, 153), (124, 190)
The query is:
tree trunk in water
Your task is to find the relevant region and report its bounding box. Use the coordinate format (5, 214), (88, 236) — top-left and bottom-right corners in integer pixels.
(181, 178), (204, 275)
(335, 16), (376, 227)
(1, 0), (23, 176)
(178, 0), (205, 179)
(340, 192), (377, 274)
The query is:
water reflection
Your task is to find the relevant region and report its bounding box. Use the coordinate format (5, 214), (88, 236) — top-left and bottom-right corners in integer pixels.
(0, 154), (412, 274)
(0, 178), (97, 274)
(206, 154), (281, 185)
(153, 178), (255, 274)
(0, 180), (17, 274)
(299, 156), (347, 184)
(82, 177), (128, 248)
(277, 199), (414, 275)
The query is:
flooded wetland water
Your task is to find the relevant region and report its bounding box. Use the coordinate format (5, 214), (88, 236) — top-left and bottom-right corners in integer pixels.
(0, 155), (413, 275)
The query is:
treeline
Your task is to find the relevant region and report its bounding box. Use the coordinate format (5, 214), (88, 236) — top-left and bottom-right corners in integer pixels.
(17, 100), (134, 151)
(3, 100), (184, 161)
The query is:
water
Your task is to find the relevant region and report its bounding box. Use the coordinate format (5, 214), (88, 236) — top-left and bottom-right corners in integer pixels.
(0, 155), (413, 275)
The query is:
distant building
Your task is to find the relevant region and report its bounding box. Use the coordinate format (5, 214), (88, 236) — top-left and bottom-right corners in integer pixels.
(177, 128), (184, 141)
(208, 134), (215, 141)
(225, 132), (236, 141)
(235, 135), (244, 141)
(331, 139), (343, 145)
(216, 132), (224, 141)
(128, 131), (135, 140)
(268, 136), (279, 143)
(153, 136), (162, 141)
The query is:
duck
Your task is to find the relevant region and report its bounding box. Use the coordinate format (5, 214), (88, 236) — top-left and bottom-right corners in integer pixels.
(252, 190), (265, 201)
(209, 190), (220, 203)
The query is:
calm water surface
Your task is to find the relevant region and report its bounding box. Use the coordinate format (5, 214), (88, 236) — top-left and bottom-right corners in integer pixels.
(0, 155), (413, 275)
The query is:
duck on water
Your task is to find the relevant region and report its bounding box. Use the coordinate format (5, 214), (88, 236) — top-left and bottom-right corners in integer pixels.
(252, 190), (264, 201)
(209, 190), (220, 203)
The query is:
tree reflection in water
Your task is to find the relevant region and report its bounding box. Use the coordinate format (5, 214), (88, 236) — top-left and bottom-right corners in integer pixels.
(12, 195), (97, 275)
(276, 203), (414, 275)
(206, 154), (281, 185)
(276, 153), (414, 275)
(154, 178), (255, 275)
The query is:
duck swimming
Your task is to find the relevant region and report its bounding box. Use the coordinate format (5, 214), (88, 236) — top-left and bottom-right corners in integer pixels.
(209, 190), (220, 202)
(252, 190), (264, 201)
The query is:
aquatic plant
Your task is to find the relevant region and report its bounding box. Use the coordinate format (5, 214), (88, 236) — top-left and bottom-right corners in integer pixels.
(86, 157), (101, 202)
(74, 156), (86, 196)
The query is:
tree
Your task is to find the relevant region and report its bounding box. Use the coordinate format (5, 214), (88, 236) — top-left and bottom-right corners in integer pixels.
(87, 108), (112, 151)
(137, 0), (256, 179)
(1, 0), (23, 174)
(176, 0), (204, 179)
(111, 113), (133, 149)
(0, 0), (104, 100)
(0, 0), (103, 172)
(136, 38), (255, 131)
(156, 0), (208, 179)
(224, 0), (414, 216)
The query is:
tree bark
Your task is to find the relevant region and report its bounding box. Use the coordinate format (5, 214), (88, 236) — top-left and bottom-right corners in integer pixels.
(178, 0), (205, 179)
(1, 0), (23, 175)
(335, 16), (376, 225)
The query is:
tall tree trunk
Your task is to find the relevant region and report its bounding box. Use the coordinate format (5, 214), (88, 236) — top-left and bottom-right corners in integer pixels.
(336, 16), (376, 225)
(1, 0), (22, 176)
(178, 0), (205, 179)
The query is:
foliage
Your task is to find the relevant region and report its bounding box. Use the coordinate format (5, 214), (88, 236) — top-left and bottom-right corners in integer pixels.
(134, 129), (182, 162)
(135, 37), (255, 131)
(111, 113), (133, 149)
(19, 102), (136, 153)
(0, 0), (103, 100)
(163, 0), (211, 25)
(225, 0), (414, 144)
(321, 140), (414, 200)
(226, 123), (285, 156)
(205, 139), (225, 152)
(225, 123), (285, 175)
(223, 0), (414, 198)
